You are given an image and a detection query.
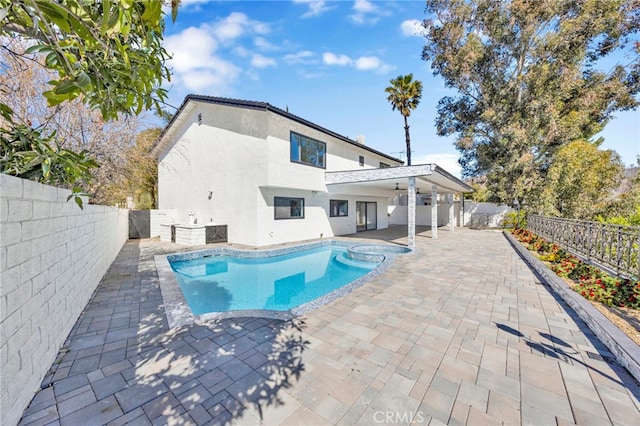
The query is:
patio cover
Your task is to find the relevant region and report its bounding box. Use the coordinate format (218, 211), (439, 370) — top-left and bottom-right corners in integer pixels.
(325, 164), (474, 249)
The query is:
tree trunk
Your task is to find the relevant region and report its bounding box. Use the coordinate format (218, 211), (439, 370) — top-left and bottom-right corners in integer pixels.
(404, 115), (411, 166)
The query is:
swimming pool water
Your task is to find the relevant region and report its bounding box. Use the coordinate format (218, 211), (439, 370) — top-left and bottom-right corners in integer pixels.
(169, 246), (379, 314)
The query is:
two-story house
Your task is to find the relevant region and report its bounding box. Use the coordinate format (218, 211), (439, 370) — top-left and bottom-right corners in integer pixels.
(152, 95), (472, 247)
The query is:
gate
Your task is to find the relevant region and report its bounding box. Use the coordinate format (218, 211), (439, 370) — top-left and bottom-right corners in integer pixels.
(128, 210), (150, 239)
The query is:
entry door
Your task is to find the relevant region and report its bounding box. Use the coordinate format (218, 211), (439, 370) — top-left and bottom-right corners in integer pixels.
(356, 202), (377, 232)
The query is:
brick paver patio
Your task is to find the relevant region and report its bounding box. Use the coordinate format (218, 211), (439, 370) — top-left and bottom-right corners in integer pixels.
(18, 227), (640, 425)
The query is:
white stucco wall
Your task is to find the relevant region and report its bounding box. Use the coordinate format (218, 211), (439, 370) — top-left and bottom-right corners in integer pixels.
(0, 175), (128, 426)
(149, 209), (176, 237)
(157, 101), (401, 247)
(388, 203), (461, 227)
(158, 120), (266, 246)
(462, 201), (513, 227)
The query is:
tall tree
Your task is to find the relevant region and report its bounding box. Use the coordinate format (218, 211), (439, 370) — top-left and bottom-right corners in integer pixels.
(0, 38), (145, 205)
(540, 140), (623, 219)
(106, 128), (161, 209)
(0, 0), (178, 201)
(421, 0), (639, 207)
(385, 74), (423, 166)
(600, 156), (640, 224)
(1, 0), (175, 119)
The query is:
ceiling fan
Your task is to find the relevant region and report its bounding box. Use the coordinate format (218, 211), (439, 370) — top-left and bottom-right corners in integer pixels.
(395, 183), (420, 194)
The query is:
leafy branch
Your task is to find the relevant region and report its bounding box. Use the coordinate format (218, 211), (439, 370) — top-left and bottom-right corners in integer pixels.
(0, 105), (97, 209)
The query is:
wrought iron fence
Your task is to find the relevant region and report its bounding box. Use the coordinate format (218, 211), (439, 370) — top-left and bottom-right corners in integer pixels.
(527, 215), (640, 279)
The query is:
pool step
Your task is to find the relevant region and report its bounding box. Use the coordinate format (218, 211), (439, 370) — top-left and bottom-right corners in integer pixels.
(334, 252), (379, 270)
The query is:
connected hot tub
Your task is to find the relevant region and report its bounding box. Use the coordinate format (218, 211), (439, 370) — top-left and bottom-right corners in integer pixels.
(346, 244), (413, 263)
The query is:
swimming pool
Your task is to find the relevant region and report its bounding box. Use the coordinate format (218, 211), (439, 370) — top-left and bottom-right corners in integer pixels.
(169, 246), (379, 315)
(155, 240), (410, 326)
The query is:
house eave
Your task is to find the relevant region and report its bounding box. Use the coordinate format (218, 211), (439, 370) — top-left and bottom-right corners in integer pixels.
(151, 95), (404, 164)
(325, 164), (474, 194)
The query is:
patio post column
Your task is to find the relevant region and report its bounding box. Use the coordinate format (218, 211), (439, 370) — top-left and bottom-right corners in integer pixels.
(431, 184), (438, 239)
(407, 176), (416, 250)
(448, 193), (455, 232)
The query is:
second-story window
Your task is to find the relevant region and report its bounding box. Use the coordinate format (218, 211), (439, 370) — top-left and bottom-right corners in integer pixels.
(379, 162), (390, 168)
(359, 156), (364, 166)
(290, 132), (326, 168)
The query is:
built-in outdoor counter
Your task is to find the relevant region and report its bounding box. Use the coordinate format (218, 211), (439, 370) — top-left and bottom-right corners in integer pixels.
(160, 223), (228, 245)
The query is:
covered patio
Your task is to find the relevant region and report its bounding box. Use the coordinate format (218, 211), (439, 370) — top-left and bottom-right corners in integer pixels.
(325, 164), (474, 250)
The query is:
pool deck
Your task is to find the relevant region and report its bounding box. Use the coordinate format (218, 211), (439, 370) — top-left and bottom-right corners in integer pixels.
(18, 227), (640, 425)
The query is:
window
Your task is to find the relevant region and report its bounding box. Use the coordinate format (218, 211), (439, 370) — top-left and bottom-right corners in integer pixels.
(379, 162), (390, 168)
(330, 200), (348, 217)
(359, 156), (364, 166)
(290, 132), (326, 168)
(275, 197), (305, 220)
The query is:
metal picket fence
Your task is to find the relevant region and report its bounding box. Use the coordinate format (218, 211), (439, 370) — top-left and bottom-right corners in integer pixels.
(527, 214), (640, 280)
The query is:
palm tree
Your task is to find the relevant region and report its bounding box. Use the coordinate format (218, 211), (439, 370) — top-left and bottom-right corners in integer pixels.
(385, 74), (423, 166)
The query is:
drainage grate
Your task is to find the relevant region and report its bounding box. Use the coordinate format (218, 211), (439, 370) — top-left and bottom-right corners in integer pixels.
(585, 352), (640, 386)
(585, 351), (617, 364)
(586, 351), (605, 361)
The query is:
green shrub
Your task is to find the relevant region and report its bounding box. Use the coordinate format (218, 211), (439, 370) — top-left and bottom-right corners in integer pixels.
(504, 211), (527, 229)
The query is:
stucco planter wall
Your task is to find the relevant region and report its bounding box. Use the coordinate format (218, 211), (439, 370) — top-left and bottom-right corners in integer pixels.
(504, 231), (640, 383)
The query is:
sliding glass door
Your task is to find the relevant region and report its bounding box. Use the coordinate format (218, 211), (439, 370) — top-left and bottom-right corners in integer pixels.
(356, 202), (377, 232)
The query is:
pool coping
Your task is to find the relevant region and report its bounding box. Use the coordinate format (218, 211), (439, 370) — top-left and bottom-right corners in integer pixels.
(154, 240), (412, 328)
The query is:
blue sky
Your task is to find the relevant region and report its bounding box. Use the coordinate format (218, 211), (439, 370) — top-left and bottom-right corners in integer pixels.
(162, 0), (640, 176)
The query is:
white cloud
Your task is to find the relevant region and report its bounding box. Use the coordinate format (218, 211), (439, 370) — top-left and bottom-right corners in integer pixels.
(164, 24), (243, 94)
(254, 37), (278, 51)
(178, 68), (240, 93)
(412, 153), (462, 178)
(251, 54), (277, 68)
(233, 46), (250, 58)
(284, 50), (317, 65)
(323, 52), (353, 66)
(293, 0), (333, 18)
(401, 19), (425, 37)
(163, 12), (275, 96)
(353, 0), (376, 13)
(164, 27), (218, 73)
(349, 0), (389, 24)
(323, 52), (393, 73)
(213, 12), (250, 41)
(354, 56), (380, 70)
(212, 12), (270, 43)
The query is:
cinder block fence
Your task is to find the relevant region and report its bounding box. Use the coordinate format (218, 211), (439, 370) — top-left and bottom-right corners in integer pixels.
(0, 174), (129, 426)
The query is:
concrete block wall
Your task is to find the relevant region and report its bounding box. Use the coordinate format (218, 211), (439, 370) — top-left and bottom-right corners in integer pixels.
(462, 201), (512, 227)
(0, 174), (129, 426)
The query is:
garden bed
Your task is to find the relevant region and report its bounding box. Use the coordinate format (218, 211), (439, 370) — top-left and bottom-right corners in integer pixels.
(547, 272), (640, 346)
(505, 230), (640, 382)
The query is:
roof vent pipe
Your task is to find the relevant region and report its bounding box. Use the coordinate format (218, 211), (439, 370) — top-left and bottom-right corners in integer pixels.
(356, 135), (365, 145)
